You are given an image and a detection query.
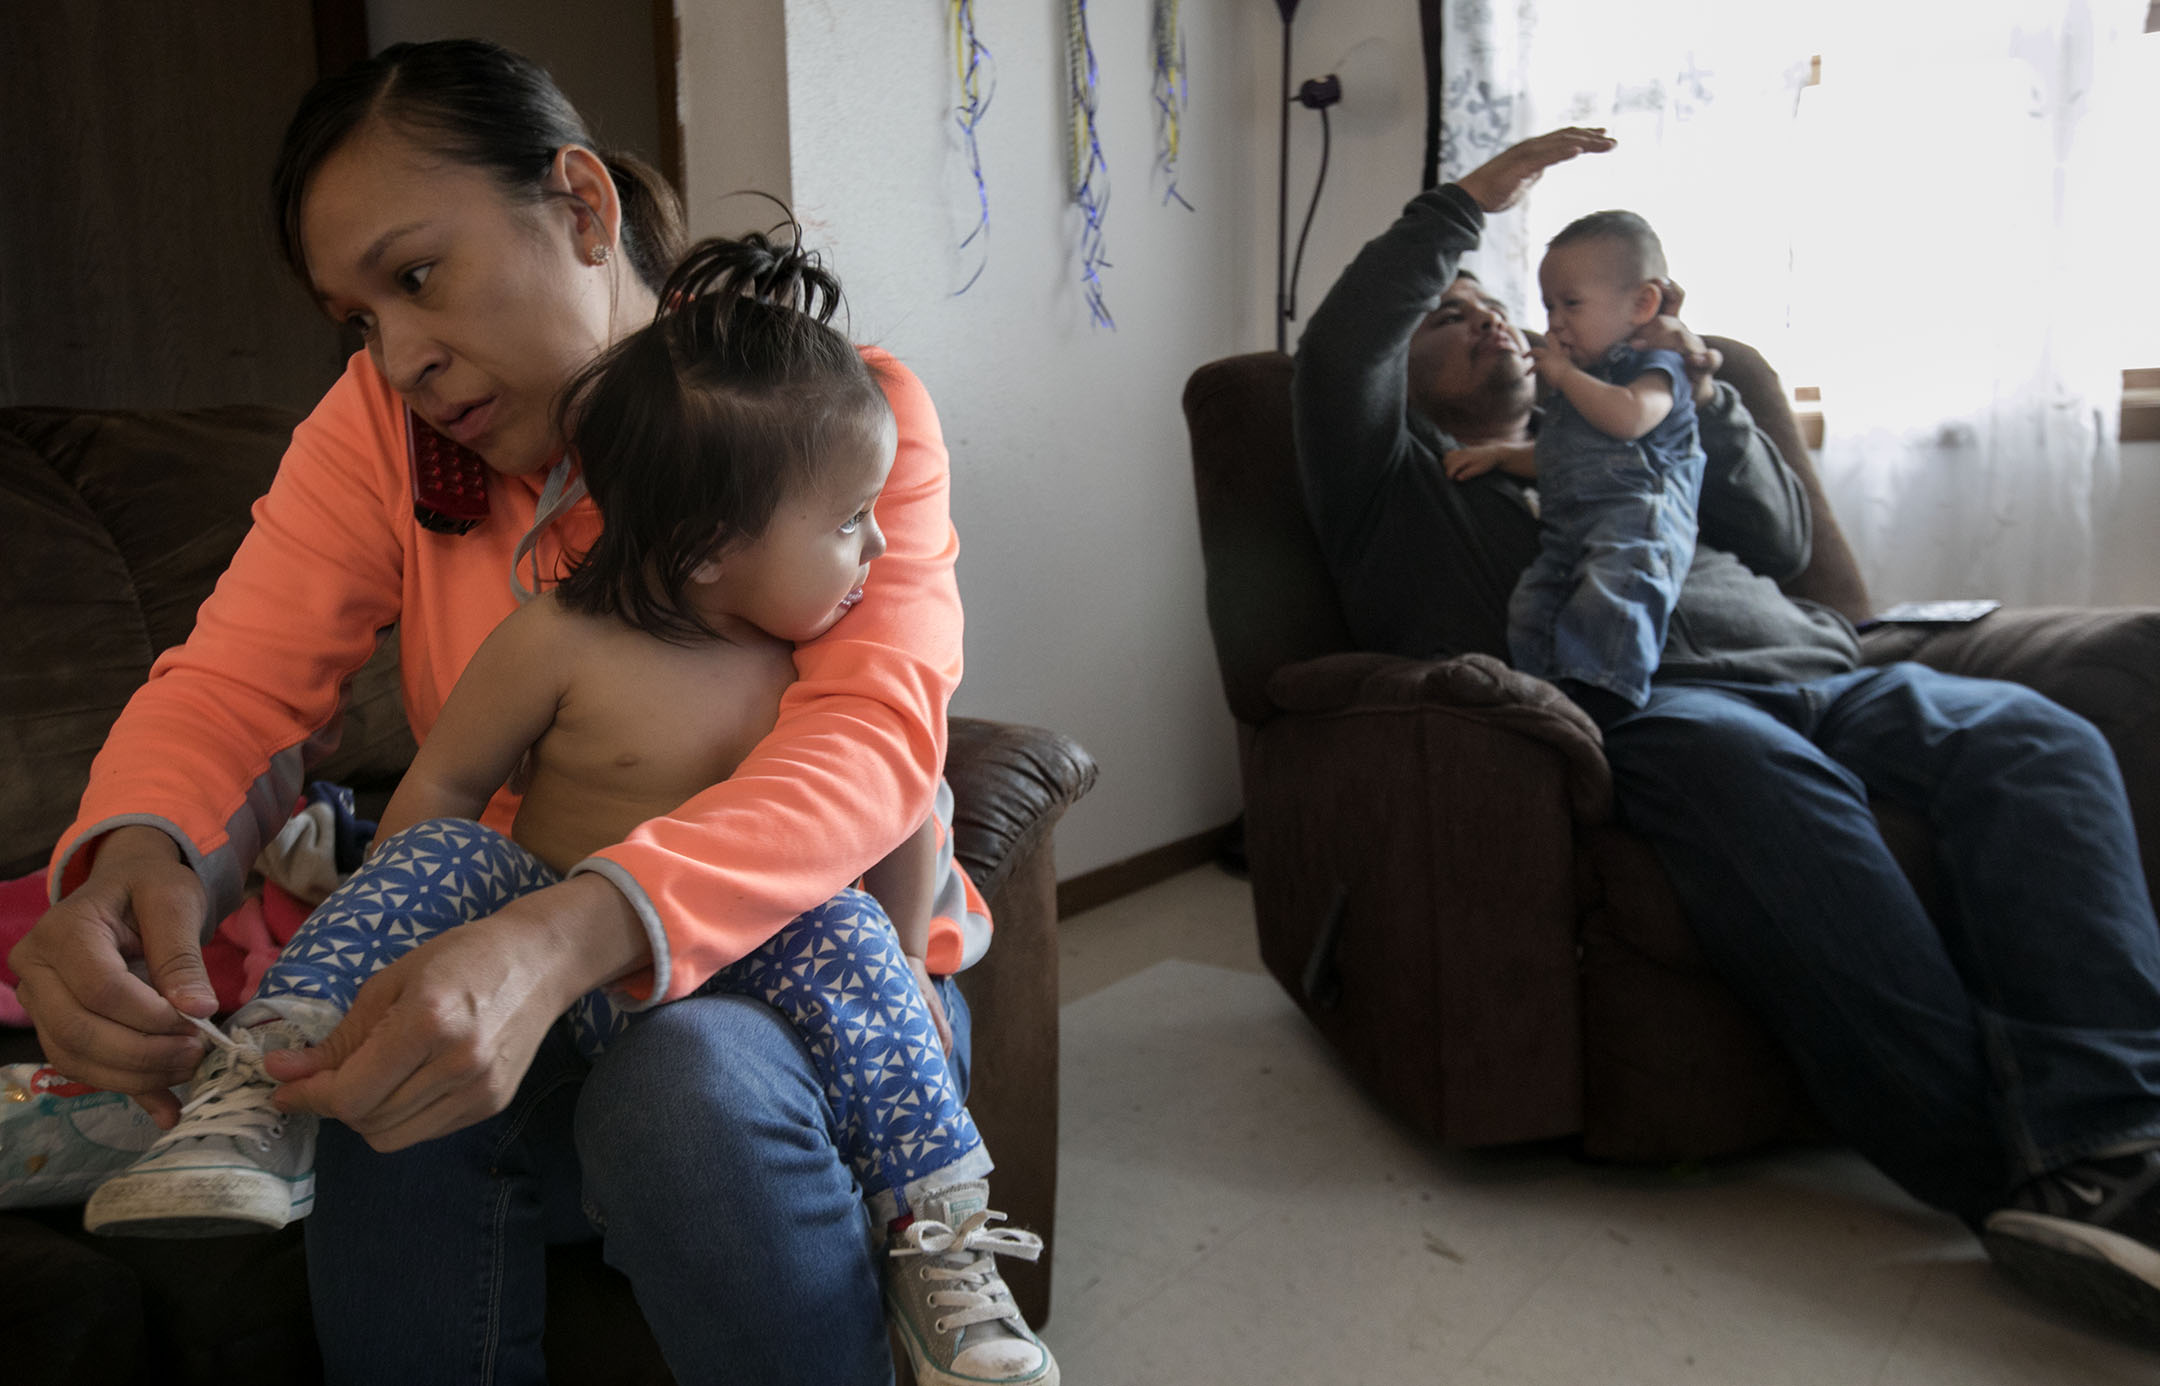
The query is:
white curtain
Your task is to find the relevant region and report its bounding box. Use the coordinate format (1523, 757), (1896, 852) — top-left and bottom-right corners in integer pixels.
(1440, 0), (2153, 608)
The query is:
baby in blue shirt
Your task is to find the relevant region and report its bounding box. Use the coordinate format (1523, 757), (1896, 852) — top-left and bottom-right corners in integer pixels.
(1449, 210), (1705, 726)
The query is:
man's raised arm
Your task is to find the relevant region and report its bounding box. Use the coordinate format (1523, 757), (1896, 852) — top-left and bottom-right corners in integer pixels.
(1293, 127), (1614, 552)
(1292, 185), (1486, 535)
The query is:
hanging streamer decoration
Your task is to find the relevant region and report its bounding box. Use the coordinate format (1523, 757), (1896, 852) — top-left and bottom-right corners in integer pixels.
(1065, 0), (1114, 329)
(1151, 0), (1193, 210)
(949, 0), (995, 294)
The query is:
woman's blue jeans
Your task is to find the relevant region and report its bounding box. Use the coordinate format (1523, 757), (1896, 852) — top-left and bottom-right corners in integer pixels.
(302, 970), (971, 1386)
(1602, 662), (2160, 1226)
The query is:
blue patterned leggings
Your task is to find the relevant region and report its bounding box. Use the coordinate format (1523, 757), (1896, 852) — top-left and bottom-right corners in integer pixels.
(244, 818), (989, 1222)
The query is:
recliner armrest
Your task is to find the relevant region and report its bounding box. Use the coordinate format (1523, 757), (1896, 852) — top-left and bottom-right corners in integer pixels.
(1241, 650), (1591, 1144)
(1265, 651), (1612, 822)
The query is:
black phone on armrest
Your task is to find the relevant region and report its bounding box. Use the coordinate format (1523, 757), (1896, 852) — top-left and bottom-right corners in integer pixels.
(406, 407), (490, 535)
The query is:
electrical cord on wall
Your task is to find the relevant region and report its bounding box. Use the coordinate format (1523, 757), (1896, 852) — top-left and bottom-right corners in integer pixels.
(1284, 75), (1342, 330)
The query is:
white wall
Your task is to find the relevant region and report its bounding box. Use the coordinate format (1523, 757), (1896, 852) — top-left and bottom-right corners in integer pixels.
(675, 0), (792, 236)
(774, 1), (1269, 876)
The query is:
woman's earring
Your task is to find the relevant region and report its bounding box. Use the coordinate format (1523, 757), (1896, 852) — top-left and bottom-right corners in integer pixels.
(587, 243), (613, 267)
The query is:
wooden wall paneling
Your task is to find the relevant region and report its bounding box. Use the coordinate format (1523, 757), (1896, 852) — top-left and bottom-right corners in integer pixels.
(312, 0), (370, 75)
(1, 3), (347, 411)
(652, 0), (684, 196)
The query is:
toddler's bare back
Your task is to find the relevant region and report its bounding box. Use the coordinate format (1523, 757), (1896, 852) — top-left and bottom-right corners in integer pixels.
(511, 599), (797, 874)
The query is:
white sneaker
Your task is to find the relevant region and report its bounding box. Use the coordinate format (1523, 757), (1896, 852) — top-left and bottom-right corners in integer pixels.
(83, 1016), (317, 1238)
(884, 1180), (1057, 1386)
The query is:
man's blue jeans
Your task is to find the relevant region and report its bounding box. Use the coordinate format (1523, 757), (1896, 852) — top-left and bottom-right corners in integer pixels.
(302, 978), (973, 1385)
(1602, 662), (2160, 1226)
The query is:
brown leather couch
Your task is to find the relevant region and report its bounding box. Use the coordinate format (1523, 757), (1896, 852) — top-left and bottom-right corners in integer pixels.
(1184, 343), (2160, 1163)
(0, 404), (1096, 1385)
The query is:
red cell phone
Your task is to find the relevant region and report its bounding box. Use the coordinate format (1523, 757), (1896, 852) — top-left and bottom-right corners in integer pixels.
(406, 408), (491, 535)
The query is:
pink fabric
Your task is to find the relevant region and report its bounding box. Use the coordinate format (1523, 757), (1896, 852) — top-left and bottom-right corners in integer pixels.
(244, 882), (312, 1003)
(0, 870), (49, 992)
(202, 898), (269, 1015)
(0, 869), (313, 1028)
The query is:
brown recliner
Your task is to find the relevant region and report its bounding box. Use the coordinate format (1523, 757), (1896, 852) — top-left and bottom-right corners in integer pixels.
(1184, 343), (2160, 1161)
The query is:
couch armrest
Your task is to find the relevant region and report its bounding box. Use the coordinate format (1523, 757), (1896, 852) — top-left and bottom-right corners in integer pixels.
(941, 715), (1093, 1329)
(1859, 607), (2160, 714)
(1861, 607), (2160, 895)
(945, 717), (1099, 903)
(1266, 651), (1611, 823)
(1859, 606), (2160, 748)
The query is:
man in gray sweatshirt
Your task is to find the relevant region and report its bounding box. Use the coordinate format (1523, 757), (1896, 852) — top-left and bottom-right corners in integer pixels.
(1295, 126), (2160, 1340)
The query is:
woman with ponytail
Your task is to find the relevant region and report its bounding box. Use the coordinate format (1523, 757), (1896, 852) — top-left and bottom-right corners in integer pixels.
(12, 40), (987, 1386)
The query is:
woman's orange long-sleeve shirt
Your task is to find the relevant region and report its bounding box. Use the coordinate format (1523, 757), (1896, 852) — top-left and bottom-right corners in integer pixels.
(52, 347), (969, 1000)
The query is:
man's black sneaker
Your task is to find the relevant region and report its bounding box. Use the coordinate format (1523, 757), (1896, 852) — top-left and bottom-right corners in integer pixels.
(1983, 1146), (2160, 1339)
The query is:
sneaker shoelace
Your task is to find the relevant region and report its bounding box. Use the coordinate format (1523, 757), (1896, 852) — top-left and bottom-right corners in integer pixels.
(890, 1210), (1044, 1335)
(140, 1015), (288, 1156)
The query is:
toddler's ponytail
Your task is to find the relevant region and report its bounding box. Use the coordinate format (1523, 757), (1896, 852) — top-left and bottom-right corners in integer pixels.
(660, 226), (845, 328)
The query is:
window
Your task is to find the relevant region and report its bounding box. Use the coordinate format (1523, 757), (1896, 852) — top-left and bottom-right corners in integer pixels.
(1784, 18), (2160, 450)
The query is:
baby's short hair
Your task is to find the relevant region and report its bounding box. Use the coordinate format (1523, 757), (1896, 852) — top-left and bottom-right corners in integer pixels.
(1547, 210), (1668, 285)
